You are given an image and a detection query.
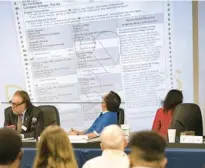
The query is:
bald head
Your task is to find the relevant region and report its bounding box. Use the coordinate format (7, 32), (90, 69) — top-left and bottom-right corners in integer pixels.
(100, 125), (126, 150)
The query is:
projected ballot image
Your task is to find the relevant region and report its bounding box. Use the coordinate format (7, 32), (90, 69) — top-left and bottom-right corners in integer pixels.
(0, 1), (204, 132)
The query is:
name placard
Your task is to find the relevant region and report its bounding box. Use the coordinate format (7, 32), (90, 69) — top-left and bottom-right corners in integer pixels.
(180, 135), (203, 144)
(68, 135), (88, 143)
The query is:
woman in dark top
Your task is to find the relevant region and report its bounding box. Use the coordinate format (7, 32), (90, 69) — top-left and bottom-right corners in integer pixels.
(152, 89), (183, 138)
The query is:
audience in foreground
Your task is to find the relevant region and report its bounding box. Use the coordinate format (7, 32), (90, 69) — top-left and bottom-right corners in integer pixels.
(0, 128), (22, 168)
(152, 89), (183, 138)
(83, 125), (129, 168)
(129, 131), (167, 168)
(33, 125), (77, 168)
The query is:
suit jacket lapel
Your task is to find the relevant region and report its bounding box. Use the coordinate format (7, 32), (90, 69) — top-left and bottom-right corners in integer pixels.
(10, 112), (18, 128)
(24, 105), (33, 129)
(14, 113), (18, 126)
(24, 108), (31, 127)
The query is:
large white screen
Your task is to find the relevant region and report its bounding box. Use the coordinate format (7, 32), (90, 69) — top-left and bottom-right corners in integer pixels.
(0, 1), (198, 131)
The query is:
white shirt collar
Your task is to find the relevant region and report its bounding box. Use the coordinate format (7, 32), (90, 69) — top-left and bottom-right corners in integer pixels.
(132, 167), (152, 168)
(21, 108), (27, 116)
(102, 111), (109, 114)
(102, 149), (127, 157)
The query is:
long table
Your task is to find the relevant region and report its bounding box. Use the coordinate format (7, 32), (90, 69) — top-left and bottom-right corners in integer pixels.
(21, 142), (205, 168)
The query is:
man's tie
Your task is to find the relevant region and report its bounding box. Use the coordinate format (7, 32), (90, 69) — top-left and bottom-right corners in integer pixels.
(17, 114), (23, 134)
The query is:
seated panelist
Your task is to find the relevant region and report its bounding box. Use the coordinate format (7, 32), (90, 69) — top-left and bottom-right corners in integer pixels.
(152, 89), (183, 139)
(69, 91), (121, 138)
(4, 90), (44, 139)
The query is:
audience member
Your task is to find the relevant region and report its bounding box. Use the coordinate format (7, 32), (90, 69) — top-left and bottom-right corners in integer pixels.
(152, 89), (183, 138)
(129, 131), (167, 168)
(33, 126), (77, 168)
(83, 125), (129, 168)
(69, 91), (121, 138)
(0, 128), (22, 168)
(4, 90), (44, 139)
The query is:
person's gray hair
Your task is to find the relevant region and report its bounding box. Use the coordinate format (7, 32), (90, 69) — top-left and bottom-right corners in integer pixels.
(100, 125), (125, 150)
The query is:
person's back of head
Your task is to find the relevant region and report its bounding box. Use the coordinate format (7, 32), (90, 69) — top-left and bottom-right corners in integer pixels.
(103, 91), (121, 112)
(110, 91), (121, 105)
(129, 131), (167, 168)
(0, 128), (22, 168)
(163, 89), (183, 113)
(33, 125), (77, 168)
(100, 125), (127, 151)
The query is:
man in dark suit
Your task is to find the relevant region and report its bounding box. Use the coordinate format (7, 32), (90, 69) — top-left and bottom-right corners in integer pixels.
(4, 90), (44, 139)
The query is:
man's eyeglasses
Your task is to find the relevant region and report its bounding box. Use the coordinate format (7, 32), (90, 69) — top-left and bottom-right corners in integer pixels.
(9, 100), (25, 107)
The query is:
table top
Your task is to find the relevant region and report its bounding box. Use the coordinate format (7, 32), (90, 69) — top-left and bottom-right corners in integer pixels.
(22, 141), (205, 149)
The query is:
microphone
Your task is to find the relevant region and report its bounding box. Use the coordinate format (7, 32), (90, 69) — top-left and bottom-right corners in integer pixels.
(31, 117), (37, 129)
(32, 117), (37, 124)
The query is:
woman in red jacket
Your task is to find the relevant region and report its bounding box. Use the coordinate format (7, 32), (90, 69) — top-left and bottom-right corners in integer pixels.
(152, 89), (183, 139)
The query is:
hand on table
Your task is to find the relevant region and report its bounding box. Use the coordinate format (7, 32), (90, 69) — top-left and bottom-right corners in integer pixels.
(68, 128), (78, 135)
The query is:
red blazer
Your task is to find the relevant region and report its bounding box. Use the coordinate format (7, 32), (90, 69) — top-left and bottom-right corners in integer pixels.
(152, 108), (172, 138)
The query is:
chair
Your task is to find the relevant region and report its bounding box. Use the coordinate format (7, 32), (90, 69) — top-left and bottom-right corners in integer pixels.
(170, 103), (203, 137)
(38, 105), (60, 127)
(117, 108), (125, 125)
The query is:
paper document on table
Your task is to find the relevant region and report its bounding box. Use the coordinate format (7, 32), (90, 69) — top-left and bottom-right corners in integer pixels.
(22, 138), (36, 143)
(68, 135), (88, 143)
(87, 136), (100, 143)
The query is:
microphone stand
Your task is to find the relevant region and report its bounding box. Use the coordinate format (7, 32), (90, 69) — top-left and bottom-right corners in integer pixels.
(32, 123), (38, 142)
